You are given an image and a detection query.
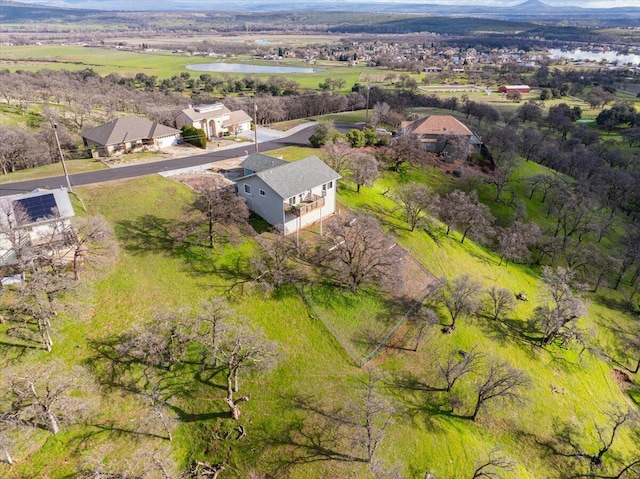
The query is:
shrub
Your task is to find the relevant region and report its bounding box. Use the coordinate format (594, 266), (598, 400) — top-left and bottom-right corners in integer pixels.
(181, 125), (207, 148)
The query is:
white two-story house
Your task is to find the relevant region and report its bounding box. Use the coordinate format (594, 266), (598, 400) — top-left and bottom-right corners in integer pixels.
(235, 154), (341, 235)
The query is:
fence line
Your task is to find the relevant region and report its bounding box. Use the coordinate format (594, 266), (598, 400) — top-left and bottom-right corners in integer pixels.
(254, 234), (364, 366)
(297, 284), (364, 367)
(359, 282), (438, 367)
(255, 233), (439, 368)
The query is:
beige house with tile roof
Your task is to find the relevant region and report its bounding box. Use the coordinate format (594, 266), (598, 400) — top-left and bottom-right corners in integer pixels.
(174, 103), (253, 140)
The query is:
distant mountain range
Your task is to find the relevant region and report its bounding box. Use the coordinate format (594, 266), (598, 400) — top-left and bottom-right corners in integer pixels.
(2, 0), (640, 18)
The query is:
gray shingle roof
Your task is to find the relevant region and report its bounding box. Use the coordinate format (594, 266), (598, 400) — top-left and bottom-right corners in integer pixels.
(255, 156), (341, 199)
(81, 117), (180, 147)
(240, 153), (287, 173)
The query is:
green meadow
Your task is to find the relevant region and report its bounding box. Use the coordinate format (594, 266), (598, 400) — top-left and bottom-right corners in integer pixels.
(0, 45), (392, 91)
(1, 138), (637, 477)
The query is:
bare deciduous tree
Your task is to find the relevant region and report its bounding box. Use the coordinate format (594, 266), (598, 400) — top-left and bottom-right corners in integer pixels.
(469, 359), (530, 421)
(0, 428), (14, 465)
(138, 384), (176, 442)
(532, 266), (586, 346)
(10, 249), (73, 352)
(496, 221), (541, 266)
(78, 444), (177, 479)
(484, 287), (516, 322)
(383, 133), (428, 172)
(319, 138), (353, 176)
(216, 322), (279, 404)
(412, 306), (439, 351)
(322, 214), (403, 294)
(189, 177), (250, 248)
(195, 296), (232, 368)
(394, 182), (438, 232)
(439, 347), (484, 392)
(432, 275), (482, 330)
(0, 364), (95, 435)
(555, 408), (636, 476)
(471, 449), (515, 479)
(348, 373), (395, 463)
(251, 234), (298, 292)
(0, 126), (42, 174)
(69, 215), (119, 281)
(349, 151), (379, 193)
(437, 190), (494, 244)
(118, 309), (194, 371)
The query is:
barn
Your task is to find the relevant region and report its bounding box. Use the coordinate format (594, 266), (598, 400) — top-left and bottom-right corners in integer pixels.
(498, 85), (531, 94)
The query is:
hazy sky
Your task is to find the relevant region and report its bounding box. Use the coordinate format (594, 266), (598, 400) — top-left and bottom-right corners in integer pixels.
(12, 0), (639, 9)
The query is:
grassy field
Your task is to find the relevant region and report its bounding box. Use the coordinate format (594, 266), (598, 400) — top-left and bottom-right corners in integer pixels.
(1, 47), (639, 475)
(0, 45), (395, 92)
(2, 145), (637, 478)
(0, 158), (107, 185)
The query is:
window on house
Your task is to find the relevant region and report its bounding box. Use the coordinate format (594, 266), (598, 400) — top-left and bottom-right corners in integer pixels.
(244, 184), (251, 194)
(259, 189), (266, 197)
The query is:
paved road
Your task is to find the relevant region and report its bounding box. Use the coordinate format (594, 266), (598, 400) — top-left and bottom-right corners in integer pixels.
(0, 123), (351, 197)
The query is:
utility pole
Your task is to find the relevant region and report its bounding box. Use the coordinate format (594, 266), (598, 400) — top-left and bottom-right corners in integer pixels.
(253, 100), (259, 153)
(364, 85), (371, 126)
(52, 122), (73, 192)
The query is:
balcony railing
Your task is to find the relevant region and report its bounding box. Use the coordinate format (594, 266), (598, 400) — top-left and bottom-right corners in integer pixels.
(285, 195), (325, 217)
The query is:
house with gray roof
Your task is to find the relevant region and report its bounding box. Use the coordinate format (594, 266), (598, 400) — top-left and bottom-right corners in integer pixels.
(240, 153), (287, 176)
(174, 103), (253, 140)
(81, 117), (181, 158)
(235, 155), (341, 235)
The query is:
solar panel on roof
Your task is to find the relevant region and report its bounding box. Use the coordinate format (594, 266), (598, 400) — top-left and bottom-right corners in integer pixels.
(14, 194), (59, 226)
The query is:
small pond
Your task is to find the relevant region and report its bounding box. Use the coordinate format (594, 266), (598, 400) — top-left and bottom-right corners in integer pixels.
(186, 63), (325, 74)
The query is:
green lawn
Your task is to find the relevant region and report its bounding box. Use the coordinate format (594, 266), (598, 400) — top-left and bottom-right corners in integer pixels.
(0, 45), (397, 91)
(1, 148), (638, 478)
(0, 158), (107, 184)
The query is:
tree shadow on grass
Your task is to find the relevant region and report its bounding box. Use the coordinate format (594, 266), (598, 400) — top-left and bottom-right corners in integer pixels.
(357, 202), (405, 234)
(85, 336), (229, 422)
(253, 393), (368, 476)
(386, 372), (460, 430)
(115, 214), (258, 289)
(0, 317), (48, 353)
(115, 215), (185, 255)
(472, 313), (541, 353)
(591, 292), (634, 314)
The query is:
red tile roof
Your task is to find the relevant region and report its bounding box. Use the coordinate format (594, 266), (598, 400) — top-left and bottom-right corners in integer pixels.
(402, 115), (473, 136)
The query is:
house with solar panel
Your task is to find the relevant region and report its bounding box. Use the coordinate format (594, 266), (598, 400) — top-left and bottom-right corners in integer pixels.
(81, 117), (181, 158)
(0, 188), (75, 266)
(235, 153), (341, 236)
